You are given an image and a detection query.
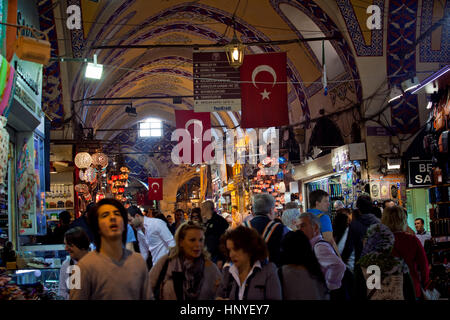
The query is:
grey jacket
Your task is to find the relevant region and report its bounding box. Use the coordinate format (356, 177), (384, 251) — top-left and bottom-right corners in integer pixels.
(279, 265), (330, 300)
(147, 254), (222, 300)
(217, 261), (282, 300)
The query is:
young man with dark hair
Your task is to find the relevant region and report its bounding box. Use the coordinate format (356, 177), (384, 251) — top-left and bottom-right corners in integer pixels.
(128, 205), (174, 266)
(70, 199), (149, 300)
(307, 190), (340, 257)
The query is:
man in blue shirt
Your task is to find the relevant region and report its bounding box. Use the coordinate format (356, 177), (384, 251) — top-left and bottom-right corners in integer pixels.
(307, 189), (340, 257)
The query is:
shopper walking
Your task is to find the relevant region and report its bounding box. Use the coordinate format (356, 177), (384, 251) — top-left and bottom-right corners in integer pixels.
(243, 193), (284, 266)
(297, 212), (346, 293)
(414, 218), (432, 247)
(70, 202), (95, 244)
(59, 227), (90, 300)
(280, 208), (300, 237)
(189, 207), (203, 224)
(382, 206), (430, 299)
(217, 226), (282, 300)
(279, 230), (329, 300)
(355, 223), (416, 300)
(70, 199), (149, 300)
(172, 209), (185, 233)
(341, 195), (380, 264)
(201, 200), (229, 268)
(306, 190), (340, 257)
(128, 206), (175, 266)
(148, 221), (222, 300)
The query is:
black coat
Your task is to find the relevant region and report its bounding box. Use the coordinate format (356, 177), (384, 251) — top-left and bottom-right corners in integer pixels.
(204, 213), (229, 263)
(342, 214), (380, 264)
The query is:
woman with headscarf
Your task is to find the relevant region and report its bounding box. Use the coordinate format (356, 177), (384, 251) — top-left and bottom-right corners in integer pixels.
(354, 223), (416, 300)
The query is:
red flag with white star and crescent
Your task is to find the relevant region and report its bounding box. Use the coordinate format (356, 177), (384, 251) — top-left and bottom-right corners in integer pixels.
(148, 177), (163, 201)
(240, 52), (289, 128)
(174, 110), (212, 164)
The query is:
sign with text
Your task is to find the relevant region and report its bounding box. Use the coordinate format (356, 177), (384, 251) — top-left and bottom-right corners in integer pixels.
(407, 160), (433, 188)
(193, 51), (241, 112)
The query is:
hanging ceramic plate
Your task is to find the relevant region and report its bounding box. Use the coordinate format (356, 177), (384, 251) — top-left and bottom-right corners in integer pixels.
(79, 170), (86, 181)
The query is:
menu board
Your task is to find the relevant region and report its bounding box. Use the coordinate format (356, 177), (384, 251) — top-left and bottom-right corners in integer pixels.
(193, 51), (241, 112)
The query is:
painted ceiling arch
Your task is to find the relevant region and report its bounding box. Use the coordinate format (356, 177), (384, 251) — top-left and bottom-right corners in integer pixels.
(70, 0), (359, 132)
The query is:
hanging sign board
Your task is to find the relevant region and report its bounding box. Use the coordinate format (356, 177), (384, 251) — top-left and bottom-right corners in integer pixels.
(193, 51), (241, 112)
(407, 160), (433, 188)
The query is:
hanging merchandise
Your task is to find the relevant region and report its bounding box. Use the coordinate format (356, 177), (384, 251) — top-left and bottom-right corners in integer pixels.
(0, 116), (9, 188)
(0, 55), (16, 117)
(91, 152), (108, 169)
(74, 152), (92, 169)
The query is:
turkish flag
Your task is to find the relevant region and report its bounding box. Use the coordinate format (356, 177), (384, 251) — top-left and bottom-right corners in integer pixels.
(174, 110), (213, 164)
(240, 52), (289, 128)
(148, 177), (163, 201)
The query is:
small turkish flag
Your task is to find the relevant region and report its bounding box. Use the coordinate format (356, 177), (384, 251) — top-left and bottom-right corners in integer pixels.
(148, 177), (163, 201)
(174, 110), (213, 164)
(240, 52), (289, 128)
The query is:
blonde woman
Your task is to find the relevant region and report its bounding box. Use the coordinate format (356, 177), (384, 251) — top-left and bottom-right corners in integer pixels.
(382, 206), (430, 299)
(147, 221), (222, 300)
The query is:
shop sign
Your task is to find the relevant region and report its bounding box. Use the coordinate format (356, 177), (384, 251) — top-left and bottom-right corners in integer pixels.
(193, 51), (241, 112)
(407, 160), (432, 187)
(11, 4), (43, 115)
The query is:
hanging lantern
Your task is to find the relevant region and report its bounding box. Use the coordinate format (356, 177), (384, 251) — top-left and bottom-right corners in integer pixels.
(74, 183), (89, 194)
(74, 152), (92, 168)
(96, 192), (105, 202)
(111, 175), (118, 181)
(91, 152), (109, 168)
(225, 30), (245, 68)
(85, 167), (97, 183)
(120, 167), (130, 173)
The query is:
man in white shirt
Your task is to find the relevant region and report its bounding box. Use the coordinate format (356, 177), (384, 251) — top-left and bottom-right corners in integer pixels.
(128, 206), (175, 265)
(415, 218), (432, 247)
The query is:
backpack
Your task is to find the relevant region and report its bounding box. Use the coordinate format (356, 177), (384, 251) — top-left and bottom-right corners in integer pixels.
(244, 219), (281, 243)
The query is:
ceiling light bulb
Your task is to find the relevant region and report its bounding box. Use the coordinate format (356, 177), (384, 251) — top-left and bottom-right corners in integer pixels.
(85, 63), (103, 79)
(232, 47), (239, 61)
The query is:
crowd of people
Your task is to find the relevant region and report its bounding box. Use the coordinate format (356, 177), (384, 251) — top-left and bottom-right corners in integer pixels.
(59, 190), (432, 300)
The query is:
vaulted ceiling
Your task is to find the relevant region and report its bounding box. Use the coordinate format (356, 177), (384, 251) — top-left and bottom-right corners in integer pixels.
(50, 0), (362, 140)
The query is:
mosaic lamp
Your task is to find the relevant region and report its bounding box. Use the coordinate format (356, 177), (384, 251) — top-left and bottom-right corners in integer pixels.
(74, 152), (92, 169)
(92, 153), (108, 168)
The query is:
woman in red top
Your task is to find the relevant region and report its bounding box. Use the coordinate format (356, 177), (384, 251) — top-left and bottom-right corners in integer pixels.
(382, 206), (430, 299)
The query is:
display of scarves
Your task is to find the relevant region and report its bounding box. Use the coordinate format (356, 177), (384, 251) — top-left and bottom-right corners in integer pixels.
(0, 115), (8, 187)
(17, 137), (36, 215)
(0, 55), (16, 117)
